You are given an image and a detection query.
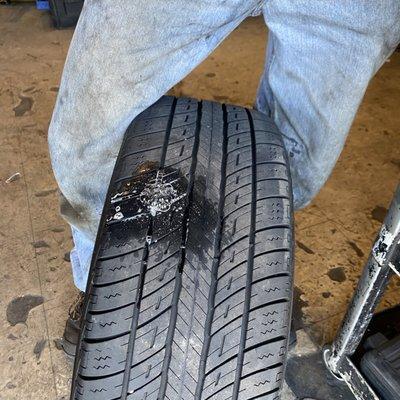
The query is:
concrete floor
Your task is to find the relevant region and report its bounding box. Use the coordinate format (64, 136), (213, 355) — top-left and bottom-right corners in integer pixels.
(1, 4), (399, 400)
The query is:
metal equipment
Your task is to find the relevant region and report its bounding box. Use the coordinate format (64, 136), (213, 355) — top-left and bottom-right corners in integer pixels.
(324, 185), (400, 399)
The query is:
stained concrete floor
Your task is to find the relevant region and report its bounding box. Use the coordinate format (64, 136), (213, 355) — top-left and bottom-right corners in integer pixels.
(1, 4), (399, 400)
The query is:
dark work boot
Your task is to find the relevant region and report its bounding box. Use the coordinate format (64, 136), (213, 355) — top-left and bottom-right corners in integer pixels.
(59, 291), (85, 358)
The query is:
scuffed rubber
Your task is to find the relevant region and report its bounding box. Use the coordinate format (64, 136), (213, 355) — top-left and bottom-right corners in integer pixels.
(71, 96), (294, 400)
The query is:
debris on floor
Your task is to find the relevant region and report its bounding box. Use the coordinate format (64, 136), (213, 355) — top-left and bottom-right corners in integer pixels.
(33, 338), (47, 360)
(5, 172), (21, 183)
(13, 95), (33, 117)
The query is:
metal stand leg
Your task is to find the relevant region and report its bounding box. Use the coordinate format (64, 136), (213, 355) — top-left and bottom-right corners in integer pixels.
(324, 185), (400, 400)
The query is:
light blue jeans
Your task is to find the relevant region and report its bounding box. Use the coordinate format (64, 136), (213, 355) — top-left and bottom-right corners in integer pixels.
(48, 0), (400, 291)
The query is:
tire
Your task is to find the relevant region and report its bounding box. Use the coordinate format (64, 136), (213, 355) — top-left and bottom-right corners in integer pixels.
(71, 96), (295, 400)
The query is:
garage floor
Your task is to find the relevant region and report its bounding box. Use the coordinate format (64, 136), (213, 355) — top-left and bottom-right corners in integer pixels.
(1, 5), (399, 400)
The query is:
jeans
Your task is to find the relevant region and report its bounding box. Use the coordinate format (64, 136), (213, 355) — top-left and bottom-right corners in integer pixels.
(48, 0), (400, 291)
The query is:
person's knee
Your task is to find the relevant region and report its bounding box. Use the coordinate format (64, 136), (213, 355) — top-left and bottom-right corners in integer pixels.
(48, 112), (102, 240)
(289, 158), (329, 211)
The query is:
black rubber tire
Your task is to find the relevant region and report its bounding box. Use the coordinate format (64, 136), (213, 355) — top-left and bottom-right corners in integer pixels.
(71, 96), (295, 400)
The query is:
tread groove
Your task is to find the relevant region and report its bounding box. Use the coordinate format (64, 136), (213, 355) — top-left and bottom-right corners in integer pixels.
(120, 98), (177, 400)
(195, 103), (228, 399)
(158, 100), (203, 399)
(232, 108), (257, 400)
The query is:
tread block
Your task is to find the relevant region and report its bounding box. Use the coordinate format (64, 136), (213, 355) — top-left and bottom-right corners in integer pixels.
(75, 372), (123, 400)
(79, 334), (129, 377)
(97, 222), (147, 259)
(246, 303), (290, 348)
(237, 366), (283, 400)
(89, 275), (139, 312)
(85, 303), (135, 340)
(202, 357), (237, 400)
(93, 252), (142, 285)
(242, 339), (286, 376)
(224, 179), (289, 216)
(211, 276), (290, 336)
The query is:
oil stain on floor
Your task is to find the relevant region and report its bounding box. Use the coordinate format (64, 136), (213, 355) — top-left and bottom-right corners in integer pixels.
(327, 267), (347, 283)
(6, 295), (44, 326)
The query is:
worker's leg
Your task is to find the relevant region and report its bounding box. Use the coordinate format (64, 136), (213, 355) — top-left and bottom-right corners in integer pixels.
(48, 0), (262, 291)
(257, 0), (400, 209)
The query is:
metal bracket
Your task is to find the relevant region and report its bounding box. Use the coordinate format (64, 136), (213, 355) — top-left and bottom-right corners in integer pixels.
(388, 261), (400, 277)
(323, 349), (379, 400)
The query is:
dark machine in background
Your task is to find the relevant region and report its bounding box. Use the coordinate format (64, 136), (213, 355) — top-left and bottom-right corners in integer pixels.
(1, 0), (83, 28)
(35, 0), (83, 28)
(48, 0), (83, 28)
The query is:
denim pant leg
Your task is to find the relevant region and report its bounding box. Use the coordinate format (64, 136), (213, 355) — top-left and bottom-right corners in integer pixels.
(257, 0), (400, 209)
(48, 0), (261, 291)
